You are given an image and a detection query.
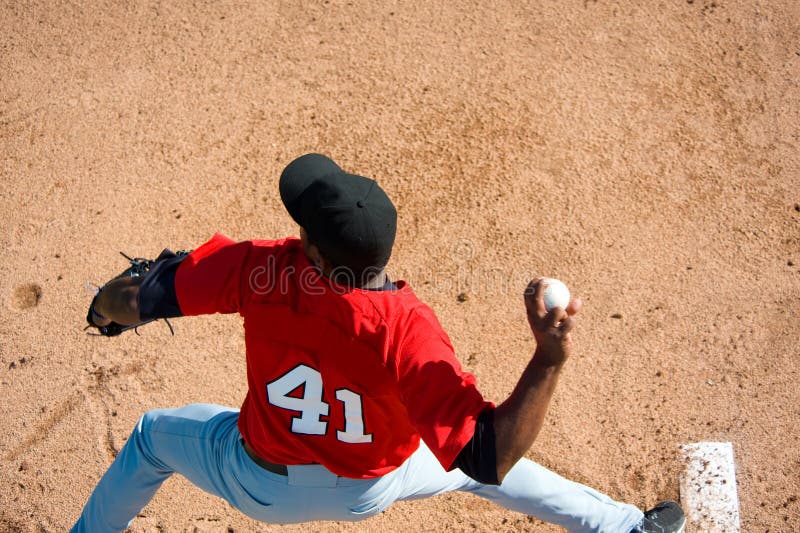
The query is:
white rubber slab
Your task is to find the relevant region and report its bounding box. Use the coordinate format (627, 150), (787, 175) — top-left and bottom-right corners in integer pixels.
(679, 442), (740, 532)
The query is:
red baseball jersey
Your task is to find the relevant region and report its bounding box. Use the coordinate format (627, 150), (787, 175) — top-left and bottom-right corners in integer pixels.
(174, 234), (492, 479)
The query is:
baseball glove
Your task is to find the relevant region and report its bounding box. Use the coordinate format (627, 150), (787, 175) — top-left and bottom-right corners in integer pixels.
(85, 249), (189, 337)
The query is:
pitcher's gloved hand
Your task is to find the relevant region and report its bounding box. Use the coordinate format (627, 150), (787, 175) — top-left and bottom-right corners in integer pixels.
(85, 249), (188, 337)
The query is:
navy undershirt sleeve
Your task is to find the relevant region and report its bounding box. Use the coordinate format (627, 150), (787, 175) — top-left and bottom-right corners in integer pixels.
(138, 249), (189, 320)
(453, 408), (499, 485)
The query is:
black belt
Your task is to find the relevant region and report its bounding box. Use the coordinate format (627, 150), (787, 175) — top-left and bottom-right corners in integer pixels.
(241, 439), (288, 476)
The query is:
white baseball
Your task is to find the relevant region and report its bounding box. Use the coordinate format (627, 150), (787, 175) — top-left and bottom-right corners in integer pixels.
(542, 278), (570, 312)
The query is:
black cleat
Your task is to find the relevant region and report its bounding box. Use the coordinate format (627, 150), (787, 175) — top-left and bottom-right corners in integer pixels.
(635, 500), (686, 533)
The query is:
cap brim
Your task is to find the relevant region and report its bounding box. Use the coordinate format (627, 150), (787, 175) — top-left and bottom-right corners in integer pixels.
(279, 153), (343, 226)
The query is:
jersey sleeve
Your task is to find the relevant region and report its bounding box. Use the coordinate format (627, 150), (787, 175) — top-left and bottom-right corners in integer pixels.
(174, 233), (254, 316)
(395, 306), (494, 471)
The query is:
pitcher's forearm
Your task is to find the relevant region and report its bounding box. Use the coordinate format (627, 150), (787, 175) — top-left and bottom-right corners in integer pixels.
(493, 354), (564, 482)
(93, 277), (143, 325)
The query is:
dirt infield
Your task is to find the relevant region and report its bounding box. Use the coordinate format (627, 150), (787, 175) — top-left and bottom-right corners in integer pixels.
(1, 1), (798, 531)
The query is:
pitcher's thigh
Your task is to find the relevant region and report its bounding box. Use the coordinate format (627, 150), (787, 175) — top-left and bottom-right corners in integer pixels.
(137, 403), (241, 498)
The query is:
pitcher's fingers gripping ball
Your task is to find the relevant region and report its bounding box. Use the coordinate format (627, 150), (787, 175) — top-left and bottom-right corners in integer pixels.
(542, 278), (570, 312)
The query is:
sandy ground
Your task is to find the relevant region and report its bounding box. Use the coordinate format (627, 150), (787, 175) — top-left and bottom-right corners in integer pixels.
(1, 1), (799, 531)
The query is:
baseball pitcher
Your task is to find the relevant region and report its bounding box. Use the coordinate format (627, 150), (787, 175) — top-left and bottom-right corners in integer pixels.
(74, 154), (685, 532)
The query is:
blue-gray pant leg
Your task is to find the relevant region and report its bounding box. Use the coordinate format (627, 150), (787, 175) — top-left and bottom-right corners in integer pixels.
(471, 458), (644, 533)
(70, 404), (248, 533)
(395, 441), (644, 533)
(72, 405), (644, 533)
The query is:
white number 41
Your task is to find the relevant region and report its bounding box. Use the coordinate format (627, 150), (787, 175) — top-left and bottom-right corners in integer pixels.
(266, 364), (373, 444)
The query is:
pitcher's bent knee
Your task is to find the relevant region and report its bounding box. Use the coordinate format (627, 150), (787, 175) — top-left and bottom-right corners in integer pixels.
(127, 408), (174, 471)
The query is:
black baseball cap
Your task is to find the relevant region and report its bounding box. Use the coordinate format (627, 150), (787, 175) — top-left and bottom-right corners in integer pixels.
(279, 153), (397, 278)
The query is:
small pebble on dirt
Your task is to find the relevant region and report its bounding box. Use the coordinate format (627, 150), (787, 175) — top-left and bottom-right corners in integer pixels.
(457, 292), (468, 302)
(789, 260), (795, 266)
(611, 313), (622, 319)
